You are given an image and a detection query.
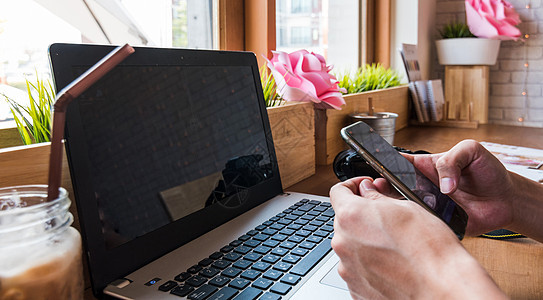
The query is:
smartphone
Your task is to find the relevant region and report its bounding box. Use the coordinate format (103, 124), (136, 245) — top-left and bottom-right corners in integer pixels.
(340, 121), (468, 239)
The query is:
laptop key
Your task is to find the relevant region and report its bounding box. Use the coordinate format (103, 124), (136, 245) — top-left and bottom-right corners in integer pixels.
(244, 240), (261, 248)
(270, 248), (288, 256)
(239, 235), (251, 241)
(229, 278), (250, 289)
(252, 278), (273, 290)
(255, 224), (267, 231)
(210, 252), (224, 260)
(299, 241), (316, 250)
(209, 275), (231, 287)
(262, 254), (280, 264)
(222, 267), (243, 278)
(287, 235), (304, 243)
(199, 258), (214, 267)
(186, 275), (207, 287)
(272, 262), (292, 272)
(212, 260), (231, 270)
(174, 271), (191, 282)
(262, 269), (283, 281)
(240, 269), (261, 280)
(262, 240), (280, 248)
(270, 282), (292, 295)
(244, 252), (262, 262)
(253, 234), (269, 242)
(230, 240), (243, 247)
(259, 292), (282, 300)
(291, 248), (309, 256)
(171, 284), (195, 297)
(282, 254), (300, 264)
(232, 260), (252, 270)
(224, 252), (243, 261)
(188, 265), (204, 274)
(280, 274), (301, 285)
(200, 267), (220, 278)
(208, 286), (238, 300)
(188, 284), (218, 300)
(233, 286), (262, 300)
(158, 280), (178, 291)
(290, 238), (332, 276)
(251, 261), (271, 272)
(234, 246), (252, 254)
(270, 234), (288, 241)
(221, 245), (235, 253)
(253, 245), (271, 254)
(261, 228), (278, 235)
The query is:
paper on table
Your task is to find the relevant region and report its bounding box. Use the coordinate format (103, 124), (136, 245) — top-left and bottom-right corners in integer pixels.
(481, 142), (543, 183)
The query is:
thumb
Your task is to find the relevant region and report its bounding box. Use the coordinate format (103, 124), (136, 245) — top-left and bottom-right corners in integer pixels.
(435, 140), (480, 194)
(358, 179), (385, 200)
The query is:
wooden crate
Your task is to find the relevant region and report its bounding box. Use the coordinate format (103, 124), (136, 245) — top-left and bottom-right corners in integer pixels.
(315, 85), (409, 165)
(267, 102), (315, 188)
(444, 65), (489, 124)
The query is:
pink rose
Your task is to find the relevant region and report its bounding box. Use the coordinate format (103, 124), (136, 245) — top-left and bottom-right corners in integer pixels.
(465, 0), (521, 40)
(266, 50), (346, 110)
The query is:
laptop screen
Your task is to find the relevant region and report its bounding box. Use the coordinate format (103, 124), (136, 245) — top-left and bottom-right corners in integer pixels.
(72, 64), (272, 249)
(49, 44), (283, 293)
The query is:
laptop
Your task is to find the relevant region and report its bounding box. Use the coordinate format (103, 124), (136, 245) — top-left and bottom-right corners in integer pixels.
(49, 43), (349, 299)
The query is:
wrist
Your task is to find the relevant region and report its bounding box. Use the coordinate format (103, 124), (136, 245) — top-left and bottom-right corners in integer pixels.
(507, 172), (543, 242)
(424, 245), (507, 299)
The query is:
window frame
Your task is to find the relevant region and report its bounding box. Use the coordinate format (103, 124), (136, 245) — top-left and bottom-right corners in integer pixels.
(218, 0), (391, 68)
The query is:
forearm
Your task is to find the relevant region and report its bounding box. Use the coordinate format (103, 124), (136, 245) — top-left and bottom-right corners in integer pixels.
(506, 172), (543, 242)
(420, 240), (507, 299)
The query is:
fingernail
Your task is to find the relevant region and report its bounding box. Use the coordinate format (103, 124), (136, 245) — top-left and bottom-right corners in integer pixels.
(361, 179), (376, 191)
(440, 177), (454, 194)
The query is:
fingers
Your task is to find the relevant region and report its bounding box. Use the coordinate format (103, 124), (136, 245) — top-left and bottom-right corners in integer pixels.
(435, 140), (481, 194)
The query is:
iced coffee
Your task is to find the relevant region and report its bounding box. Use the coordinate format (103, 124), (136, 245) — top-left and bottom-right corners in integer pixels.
(0, 185), (83, 300)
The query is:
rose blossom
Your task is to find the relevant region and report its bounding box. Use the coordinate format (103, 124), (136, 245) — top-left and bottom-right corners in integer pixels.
(266, 50), (346, 110)
(465, 0), (521, 40)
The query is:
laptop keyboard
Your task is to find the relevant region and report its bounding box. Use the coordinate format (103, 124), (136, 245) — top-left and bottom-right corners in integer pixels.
(157, 198), (334, 300)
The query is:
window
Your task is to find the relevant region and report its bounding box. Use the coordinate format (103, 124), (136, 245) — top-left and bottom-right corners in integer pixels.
(276, 0), (361, 70)
(0, 0), (215, 125)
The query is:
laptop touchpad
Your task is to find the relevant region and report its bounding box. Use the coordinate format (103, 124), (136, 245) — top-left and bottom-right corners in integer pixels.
(320, 261), (349, 291)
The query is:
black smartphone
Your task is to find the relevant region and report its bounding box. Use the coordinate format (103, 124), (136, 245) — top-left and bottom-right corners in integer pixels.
(340, 121), (468, 239)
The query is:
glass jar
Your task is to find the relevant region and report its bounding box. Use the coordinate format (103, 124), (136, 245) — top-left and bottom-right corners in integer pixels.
(0, 185), (83, 300)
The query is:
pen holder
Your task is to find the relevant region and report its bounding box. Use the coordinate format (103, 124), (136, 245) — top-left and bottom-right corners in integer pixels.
(350, 112), (398, 145)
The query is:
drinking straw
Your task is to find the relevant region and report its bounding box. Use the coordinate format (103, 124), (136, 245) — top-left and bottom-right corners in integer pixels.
(47, 44), (135, 201)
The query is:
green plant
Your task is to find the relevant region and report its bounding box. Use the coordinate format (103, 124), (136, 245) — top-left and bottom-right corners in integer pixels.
(260, 65), (284, 107)
(2, 74), (55, 145)
(336, 63), (401, 94)
(439, 22), (475, 39)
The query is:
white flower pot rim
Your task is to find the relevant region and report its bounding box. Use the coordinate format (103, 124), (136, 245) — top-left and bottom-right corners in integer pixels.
(435, 38), (501, 65)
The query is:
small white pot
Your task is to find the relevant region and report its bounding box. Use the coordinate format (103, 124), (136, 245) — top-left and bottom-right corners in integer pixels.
(435, 38), (501, 65)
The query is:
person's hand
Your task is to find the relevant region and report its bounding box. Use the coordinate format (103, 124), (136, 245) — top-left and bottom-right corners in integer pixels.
(330, 176), (507, 299)
(403, 140), (515, 236)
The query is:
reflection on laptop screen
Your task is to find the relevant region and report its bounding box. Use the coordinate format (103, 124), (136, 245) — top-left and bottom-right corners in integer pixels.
(73, 65), (273, 249)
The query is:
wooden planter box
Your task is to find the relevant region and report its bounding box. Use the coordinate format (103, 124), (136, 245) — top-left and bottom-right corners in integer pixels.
(315, 85), (409, 165)
(267, 102), (315, 189)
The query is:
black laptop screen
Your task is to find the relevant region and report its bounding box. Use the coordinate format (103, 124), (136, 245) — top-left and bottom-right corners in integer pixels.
(73, 64), (273, 249)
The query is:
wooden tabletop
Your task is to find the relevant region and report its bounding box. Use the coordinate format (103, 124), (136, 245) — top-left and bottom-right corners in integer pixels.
(288, 124), (543, 299)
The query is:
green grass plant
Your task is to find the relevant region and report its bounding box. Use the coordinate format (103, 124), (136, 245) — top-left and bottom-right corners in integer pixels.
(336, 63), (401, 94)
(2, 74), (55, 145)
(439, 22), (475, 39)
(260, 65), (284, 107)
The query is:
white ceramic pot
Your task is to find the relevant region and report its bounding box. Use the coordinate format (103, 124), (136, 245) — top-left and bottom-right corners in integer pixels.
(435, 38), (501, 65)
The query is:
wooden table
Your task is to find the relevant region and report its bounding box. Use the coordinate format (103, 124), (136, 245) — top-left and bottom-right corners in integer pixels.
(289, 124), (543, 300)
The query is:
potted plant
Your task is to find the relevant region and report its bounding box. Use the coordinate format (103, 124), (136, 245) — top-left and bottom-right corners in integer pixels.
(435, 0), (521, 66)
(260, 63), (317, 188)
(3, 74), (54, 145)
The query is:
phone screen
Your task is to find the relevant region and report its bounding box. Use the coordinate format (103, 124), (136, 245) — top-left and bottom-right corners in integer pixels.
(341, 121), (468, 239)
